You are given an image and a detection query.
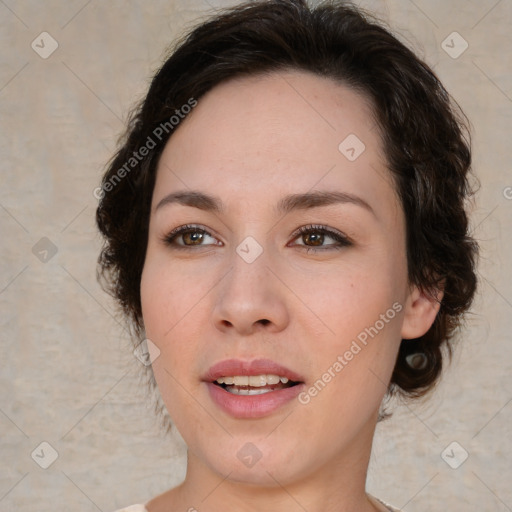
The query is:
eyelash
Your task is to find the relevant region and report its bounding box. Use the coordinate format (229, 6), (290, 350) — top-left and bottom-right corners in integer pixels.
(290, 224), (352, 253)
(163, 224), (219, 249)
(162, 224), (352, 252)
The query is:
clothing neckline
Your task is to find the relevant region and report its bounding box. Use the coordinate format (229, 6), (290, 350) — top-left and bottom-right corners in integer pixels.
(119, 494), (399, 512)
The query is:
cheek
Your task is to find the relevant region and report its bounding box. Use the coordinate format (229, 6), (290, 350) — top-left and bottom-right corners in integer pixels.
(140, 259), (199, 407)
(140, 251), (215, 340)
(141, 260), (206, 424)
(292, 255), (405, 338)
(291, 253), (406, 401)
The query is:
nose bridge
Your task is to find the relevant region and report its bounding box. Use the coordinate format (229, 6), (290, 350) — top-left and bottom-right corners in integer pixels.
(232, 236), (268, 285)
(223, 244), (273, 310)
(213, 242), (289, 334)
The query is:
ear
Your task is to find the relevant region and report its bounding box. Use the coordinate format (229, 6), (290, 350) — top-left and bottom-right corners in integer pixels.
(401, 284), (444, 339)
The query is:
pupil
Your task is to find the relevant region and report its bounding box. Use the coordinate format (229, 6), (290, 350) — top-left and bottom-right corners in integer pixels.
(304, 232), (324, 246)
(184, 231), (203, 245)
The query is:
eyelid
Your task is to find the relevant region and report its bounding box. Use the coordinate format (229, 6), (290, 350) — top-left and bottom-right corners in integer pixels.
(162, 223), (352, 251)
(289, 224), (352, 250)
(162, 224), (222, 247)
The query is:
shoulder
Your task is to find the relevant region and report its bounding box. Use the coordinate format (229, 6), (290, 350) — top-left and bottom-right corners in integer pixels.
(113, 505), (148, 512)
(381, 504), (402, 512)
(369, 494), (403, 512)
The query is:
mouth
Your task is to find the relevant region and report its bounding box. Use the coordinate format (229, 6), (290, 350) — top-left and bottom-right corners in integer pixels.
(213, 374), (300, 395)
(203, 358), (305, 417)
(204, 358), (305, 389)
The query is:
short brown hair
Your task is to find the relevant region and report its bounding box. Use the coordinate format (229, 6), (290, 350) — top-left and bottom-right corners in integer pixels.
(96, 0), (478, 400)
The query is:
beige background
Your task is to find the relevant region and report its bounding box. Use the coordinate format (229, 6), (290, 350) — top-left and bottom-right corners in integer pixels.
(0, 0), (510, 511)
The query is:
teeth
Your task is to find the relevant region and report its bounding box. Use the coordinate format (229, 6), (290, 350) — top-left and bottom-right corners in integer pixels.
(249, 375), (267, 386)
(215, 374), (291, 387)
(227, 387), (275, 395)
(264, 375), (280, 385)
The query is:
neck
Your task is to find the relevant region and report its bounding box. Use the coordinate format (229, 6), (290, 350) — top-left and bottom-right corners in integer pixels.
(168, 414), (381, 512)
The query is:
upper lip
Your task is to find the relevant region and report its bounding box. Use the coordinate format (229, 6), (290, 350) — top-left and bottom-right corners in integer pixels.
(203, 358), (305, 383)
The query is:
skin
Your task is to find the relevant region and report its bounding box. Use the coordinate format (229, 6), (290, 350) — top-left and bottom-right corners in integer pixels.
(140, 70), (441, 512)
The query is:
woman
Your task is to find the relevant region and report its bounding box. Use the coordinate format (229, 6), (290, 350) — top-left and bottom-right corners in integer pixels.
(96, 1), (478, 511)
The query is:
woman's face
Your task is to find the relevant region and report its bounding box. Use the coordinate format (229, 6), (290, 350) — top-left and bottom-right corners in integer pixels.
(141, 70), (432, 488)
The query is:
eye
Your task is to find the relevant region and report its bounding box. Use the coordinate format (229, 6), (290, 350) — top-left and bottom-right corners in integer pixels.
(163, 224), (221, 248)
(289, 224), (352, 252)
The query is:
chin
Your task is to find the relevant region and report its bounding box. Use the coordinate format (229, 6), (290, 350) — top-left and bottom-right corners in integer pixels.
(202, 438), (315, 488)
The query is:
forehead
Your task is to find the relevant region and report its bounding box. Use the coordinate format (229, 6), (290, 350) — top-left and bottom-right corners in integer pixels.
(154, 70), (397, 219)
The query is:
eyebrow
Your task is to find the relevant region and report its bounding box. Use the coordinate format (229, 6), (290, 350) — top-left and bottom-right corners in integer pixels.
(155, 191), (223, 213)
(276, 190), (374, 215)
(154, 190), (374, 215)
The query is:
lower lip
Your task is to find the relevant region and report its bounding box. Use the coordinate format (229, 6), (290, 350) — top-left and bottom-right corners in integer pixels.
(206, 382), (305, 419)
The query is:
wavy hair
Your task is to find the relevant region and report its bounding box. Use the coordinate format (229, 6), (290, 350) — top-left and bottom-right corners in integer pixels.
(96, 0), (478, 401)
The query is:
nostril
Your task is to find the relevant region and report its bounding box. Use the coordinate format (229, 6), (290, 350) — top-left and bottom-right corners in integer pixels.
(258, 319), (270, 326)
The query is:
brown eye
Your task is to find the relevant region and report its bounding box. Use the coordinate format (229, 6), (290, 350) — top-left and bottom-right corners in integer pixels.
(290, 224), (352, 252)
(302, 232), (324, 246)
(182, 230), (205, 245)
(163, 225), (220, 248)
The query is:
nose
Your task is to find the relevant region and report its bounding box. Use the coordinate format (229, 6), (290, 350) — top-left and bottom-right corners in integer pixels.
(212, 250), (290, 336)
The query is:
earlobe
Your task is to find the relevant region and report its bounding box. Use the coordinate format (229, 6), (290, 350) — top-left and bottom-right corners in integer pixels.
(401, 284), (443, 340)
